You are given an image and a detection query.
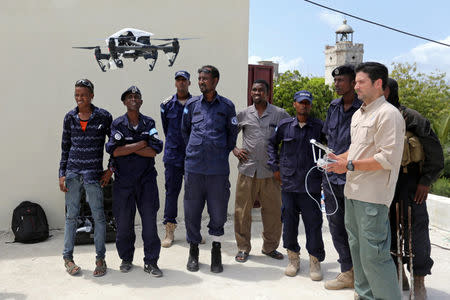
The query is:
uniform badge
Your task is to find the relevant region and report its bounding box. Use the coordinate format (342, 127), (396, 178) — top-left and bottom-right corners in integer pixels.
(275, 126), (278, 132)
(183, 107), (188, 114)
(114, 132), (122, 140)
(231, 117), (238, 125)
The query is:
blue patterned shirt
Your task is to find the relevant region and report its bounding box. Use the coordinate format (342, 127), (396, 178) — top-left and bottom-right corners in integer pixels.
(59, 104), (112, 184)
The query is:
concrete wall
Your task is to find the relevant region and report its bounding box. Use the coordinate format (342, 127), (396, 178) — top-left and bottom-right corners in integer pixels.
(428, 194), (450, 232)
(0, 0), (249, 230)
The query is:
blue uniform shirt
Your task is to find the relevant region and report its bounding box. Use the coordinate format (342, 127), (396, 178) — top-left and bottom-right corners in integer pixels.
(181, 93), (238, 175)
(322, 95), (362, 185)
(267, 117), (324, 193)
(105, 113), (163, 182)
(160, 93), (192, 167)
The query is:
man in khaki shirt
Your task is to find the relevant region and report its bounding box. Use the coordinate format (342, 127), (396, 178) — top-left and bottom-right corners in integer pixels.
(327, 62), (404, 300)
(233, 79), (289, 263)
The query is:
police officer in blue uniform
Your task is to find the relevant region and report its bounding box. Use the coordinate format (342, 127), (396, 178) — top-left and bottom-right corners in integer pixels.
(160, 70), (192, 248)
(105, 86), (164, 277)
(181, 65), (238, 273)
(267, 90), (325, 281)
(322, 65), (362, 290)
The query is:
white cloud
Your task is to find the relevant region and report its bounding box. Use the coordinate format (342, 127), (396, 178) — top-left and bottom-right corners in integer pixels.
(393, 36), (450, 78)
(318, 11), (343, 30)
(248, 55), (304, 73)
(248, 55), (262, 65)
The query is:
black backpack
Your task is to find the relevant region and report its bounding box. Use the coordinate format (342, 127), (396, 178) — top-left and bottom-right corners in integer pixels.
(11, 201), (49, 243)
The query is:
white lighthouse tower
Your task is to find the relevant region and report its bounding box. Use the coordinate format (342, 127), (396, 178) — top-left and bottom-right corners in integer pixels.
(324, 20), (364, 86)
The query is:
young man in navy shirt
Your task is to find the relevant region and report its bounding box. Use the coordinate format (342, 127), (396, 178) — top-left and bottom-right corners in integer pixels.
(59, 79), (112, 277)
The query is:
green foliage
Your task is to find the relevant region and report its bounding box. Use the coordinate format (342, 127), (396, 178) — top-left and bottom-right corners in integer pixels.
(273, 70), (334, 119)
(390, 63), (450, 173)
(390, 62), (450, 127)
(433, 114), (450, 146)
(443, 156), (450, 178)
(431, 177), (450, 197)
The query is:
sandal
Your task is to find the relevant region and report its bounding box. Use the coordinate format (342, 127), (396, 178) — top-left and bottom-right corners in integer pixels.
(261, 249), (284, 260)
(93, 258), (107, 277)
(235, 251), (249, 263)
(64, 258), (81, 276)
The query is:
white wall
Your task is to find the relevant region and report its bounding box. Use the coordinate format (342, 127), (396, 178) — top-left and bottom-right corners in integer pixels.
(0, 0), (249, 230)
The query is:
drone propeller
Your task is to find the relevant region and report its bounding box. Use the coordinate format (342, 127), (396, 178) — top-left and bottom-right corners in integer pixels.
(157, 41), (175, 47)
(152, 37), (199, 41)
(72, 46), (100, 50)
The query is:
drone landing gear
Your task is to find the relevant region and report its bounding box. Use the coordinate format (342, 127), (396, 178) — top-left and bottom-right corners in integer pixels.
(94, 47), (110, 72)
(143, 49), (158, 71)
(166, 51), (178, 67)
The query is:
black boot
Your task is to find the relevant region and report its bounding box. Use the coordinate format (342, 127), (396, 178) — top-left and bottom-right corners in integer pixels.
(211, 241), (223, 273)
(187, 243), (199, 272)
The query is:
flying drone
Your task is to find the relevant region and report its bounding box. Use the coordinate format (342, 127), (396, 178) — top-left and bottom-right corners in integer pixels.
(73, 28), (190, 72)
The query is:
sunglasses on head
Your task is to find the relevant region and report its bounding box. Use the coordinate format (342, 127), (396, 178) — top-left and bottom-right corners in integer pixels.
(75, 79), (94, 91)
(198, 68), (212, 74)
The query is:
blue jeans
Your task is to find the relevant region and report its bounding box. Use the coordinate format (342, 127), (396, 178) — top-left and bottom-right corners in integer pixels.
(63, 173), (106, 260)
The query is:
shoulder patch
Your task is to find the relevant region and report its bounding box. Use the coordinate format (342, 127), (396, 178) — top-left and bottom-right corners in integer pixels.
(162, 95), (174, 105)
(149, 128), (158, 136)
(231, 116), (238, 125)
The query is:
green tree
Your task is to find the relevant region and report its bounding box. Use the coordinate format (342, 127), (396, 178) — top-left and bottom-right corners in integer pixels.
(273, 70), (334, 120)
(390, 62), (450, 124)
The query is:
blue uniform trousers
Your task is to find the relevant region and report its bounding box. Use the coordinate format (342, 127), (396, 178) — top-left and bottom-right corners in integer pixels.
(281, 191), (325, 261)
(163, 163), (184, 224)
(322, 181), (353, 272)
(184, 172), (230, 244)
(113, 170), (161, 265)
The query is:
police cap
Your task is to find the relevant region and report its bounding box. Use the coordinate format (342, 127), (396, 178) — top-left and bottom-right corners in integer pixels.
(332, 65), (355, 78)
(121, 86), (142, 101)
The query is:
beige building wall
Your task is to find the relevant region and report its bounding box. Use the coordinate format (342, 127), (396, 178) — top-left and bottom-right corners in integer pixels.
(0, 0), (249, 230)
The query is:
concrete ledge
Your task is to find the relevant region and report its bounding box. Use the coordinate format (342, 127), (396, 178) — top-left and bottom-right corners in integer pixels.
(428, 194), (450, 232)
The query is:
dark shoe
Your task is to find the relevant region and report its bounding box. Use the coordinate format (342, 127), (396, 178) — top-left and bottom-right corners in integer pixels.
(235, 251), (249, 263)
(119, 260), (133, 273)
(144, 262), (163, 277)
(211, 241), (223, 273)
(187, 243), (199, 272)
(262, 249), (284, 260)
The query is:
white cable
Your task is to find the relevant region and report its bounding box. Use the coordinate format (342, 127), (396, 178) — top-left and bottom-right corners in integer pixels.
(304, 165), (339, 216)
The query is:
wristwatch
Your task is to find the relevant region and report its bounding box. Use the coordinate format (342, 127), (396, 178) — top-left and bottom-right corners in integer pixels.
(346, 160), (355, 171)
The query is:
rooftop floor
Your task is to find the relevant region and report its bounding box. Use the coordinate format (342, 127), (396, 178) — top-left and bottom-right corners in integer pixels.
(1, 217), (449, 300)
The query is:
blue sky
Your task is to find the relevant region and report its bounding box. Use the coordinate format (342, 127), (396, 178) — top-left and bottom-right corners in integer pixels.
(249, 0), (450, 79)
